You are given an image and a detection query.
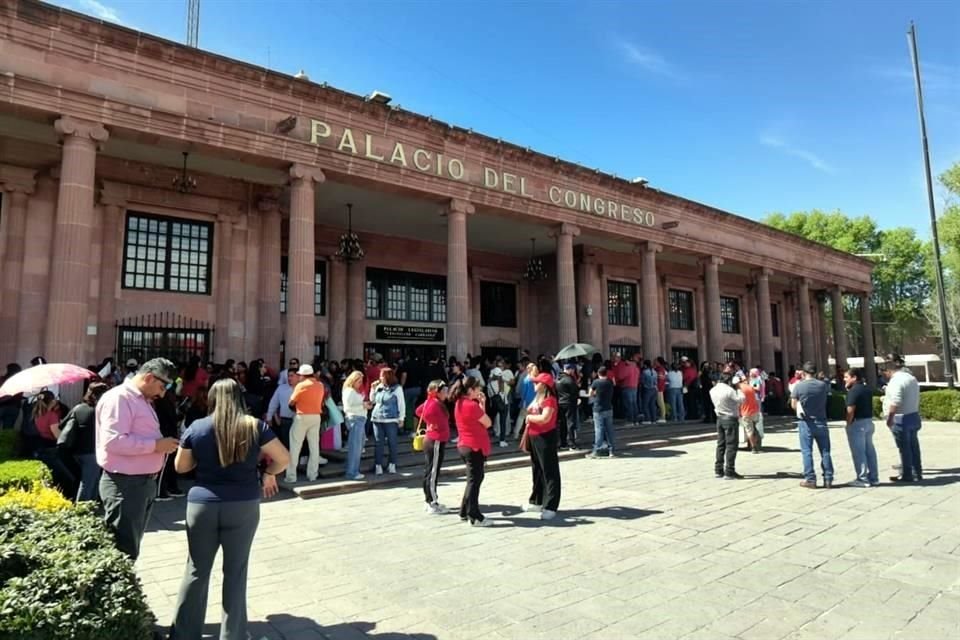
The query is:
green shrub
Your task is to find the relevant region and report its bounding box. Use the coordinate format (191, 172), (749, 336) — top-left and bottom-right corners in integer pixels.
(918, 390), (960, 422)
(0, 430), (15, 460)
(0, 504), (156, 640)
(872, 395), (884, 418)
(0, 460), (51, 493)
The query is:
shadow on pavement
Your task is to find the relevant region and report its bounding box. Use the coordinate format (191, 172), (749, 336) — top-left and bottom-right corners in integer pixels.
(480, 504), (663, 528)
(749, 445), (800, 453)
(178, 615), (439, 640)
(604, 449), (687, 458)
(743, 471), (804, 480)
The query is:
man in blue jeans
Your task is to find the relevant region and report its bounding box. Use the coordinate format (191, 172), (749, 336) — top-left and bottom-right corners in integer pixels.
(791, 361), (834, 489)
(882, 353), (922, 483)
(586, 367), (616, 458)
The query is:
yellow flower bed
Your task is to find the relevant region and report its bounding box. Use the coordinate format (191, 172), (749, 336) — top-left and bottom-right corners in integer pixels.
(0, 482), (72, 511)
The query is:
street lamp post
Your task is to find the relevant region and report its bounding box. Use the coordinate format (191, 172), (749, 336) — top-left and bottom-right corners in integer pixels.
(908, 22), (955, 388)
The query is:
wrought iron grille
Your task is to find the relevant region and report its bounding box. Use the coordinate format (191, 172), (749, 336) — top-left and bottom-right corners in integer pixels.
(115, 312), (214, 366)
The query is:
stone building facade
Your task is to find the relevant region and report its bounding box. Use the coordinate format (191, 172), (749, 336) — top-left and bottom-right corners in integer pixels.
(0, 0), (876, 386)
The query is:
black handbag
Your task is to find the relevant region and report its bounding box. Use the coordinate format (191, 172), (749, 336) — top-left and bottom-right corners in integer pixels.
(56, 408), (79, 450)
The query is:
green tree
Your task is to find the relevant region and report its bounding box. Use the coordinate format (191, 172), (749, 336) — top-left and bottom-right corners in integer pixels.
(763, 209), (931, 354)
(925, 161), (960, 356)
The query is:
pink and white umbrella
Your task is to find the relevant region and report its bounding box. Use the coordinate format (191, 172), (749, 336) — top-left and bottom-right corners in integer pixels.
(0, 363), (97, 398)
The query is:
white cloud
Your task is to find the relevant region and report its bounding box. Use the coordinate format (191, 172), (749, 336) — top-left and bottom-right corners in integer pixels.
(78, 0), (122, 24)
(617, 40), (684, 81)
(760, 134), (836, 174)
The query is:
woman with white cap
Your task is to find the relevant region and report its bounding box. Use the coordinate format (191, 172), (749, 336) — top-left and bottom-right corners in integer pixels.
(522, 373), (562, 520)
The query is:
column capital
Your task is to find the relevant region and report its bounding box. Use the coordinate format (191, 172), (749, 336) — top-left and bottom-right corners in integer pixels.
(751, 266), (773, 280)
(636, 241), (662, 254)
(550, 223), (580, 238)
(289, 163), (326, 185)
(699, 255), (723, 267)
(445, 198), (476, 216)
(0, 165), (37, 195)
(54, 116), (109, 143)
(793, 277), (812, 289)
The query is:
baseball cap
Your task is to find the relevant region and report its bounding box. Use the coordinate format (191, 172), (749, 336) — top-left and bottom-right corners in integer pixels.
(532, 373), (555, 387)
(680, 356), (690, 362)
(126, 358), (138, 368)
(297, 364), (315, 376)
(802, 361), (817, 375)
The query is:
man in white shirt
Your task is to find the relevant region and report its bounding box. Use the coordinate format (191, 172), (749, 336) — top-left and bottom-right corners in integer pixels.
(709, 367), (744, 480)
(882, 353), (922, 483)
(487, 359), (511, 447)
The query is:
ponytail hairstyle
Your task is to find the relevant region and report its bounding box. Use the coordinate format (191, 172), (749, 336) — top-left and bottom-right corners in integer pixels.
(450, 375), (481, 404)
(426, 379), (450, 418)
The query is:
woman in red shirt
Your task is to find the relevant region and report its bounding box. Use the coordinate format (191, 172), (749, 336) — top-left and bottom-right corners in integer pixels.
(452, 377), (493, 526)
(415, 380), (451, 515)
(523, 373), (562, 520)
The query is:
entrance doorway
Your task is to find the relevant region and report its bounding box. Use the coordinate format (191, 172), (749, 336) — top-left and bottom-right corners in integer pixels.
(671, 347), (699, 365)
(364, 343), (446, 365)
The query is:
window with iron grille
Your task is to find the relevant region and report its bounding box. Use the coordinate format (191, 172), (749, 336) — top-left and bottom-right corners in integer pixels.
(607, 280), (637, 326)
(669, 289), (694, 330)
(480, 281), (517, 327)
(366, 268), (446, 322)
(280, 257), (326, 315)
(721, 296), (740, 333)
(723, 349), (744, 364)
(116, 326), (211, 366)
(122, 212), (213, 294)
(771, 303), (780, 337)
(671, 347), (698, 364)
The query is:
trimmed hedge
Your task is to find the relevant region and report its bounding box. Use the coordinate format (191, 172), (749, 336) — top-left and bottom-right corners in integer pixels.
(0, 460), (52, 494)
(919, 390), (960, 422)
(0, 504), (156, 640)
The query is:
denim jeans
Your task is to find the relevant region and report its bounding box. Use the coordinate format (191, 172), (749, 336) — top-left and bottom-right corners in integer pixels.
(75, 452), (101, 502)
(403, 387), (421, 425)
(373, 421), (399, 467)
(592, 410), (615, 454)
(622, 387), (638, 424)
(343, 415), (366, 478)
(640, 387), (658, 423)
(892, 412), (922, 480)
(845, 418), (878, 484)
(666, 388), (685, 421)
(798, 419), (834, 483)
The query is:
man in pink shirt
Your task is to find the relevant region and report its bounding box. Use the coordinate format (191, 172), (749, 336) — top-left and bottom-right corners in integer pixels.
(96, 357), (179, 559)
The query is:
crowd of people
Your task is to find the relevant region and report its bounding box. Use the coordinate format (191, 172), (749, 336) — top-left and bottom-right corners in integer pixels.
(0, 347), (926, 639)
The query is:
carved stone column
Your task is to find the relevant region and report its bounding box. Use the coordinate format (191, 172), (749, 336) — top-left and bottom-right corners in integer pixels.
(553, 223), (580, 348)
(95, 194), (124, 358)
(753, 267), (776, 374)
(796, 278), (815, 364)
(445, 199), (474, 360)
(285, 164), (324, 363)
(45, 117), (109, 363)
(214, 214), (235, 360)
(816, 291), (830, 374)
(700, 256), (724, 363)
(327, 257), (347, 361)
(861, 293), (878, 388)
(831, 286), (848, 373)
(639, 241), (662, 358)
(0, 179), (34, 364)
(345, 258), (367, 359)
(257, 196), (283, 365)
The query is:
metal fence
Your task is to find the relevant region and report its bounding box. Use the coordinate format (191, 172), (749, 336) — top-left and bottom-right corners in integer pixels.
(115, 312), (214, 366)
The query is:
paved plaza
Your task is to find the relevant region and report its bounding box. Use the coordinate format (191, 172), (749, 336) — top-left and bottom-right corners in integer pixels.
(140, 421), (960, 640)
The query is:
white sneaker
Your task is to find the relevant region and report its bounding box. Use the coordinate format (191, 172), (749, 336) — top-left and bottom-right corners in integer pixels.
(283, 475), (297, 484)
(499, 441), (508, 448)
(387, 463), (397, 474)
(471, 518), (492, 527)
(657, 419), (666, 424)
(317, 456), (329, 465)
(522, 503), (543, 513)
(347, 473), (365, 481)
(375, 465), (383, 476)
(424, 502), (441, 515)
(541, 510), (557, 521)
(434, 502), (447, 512)
(450, 437), (459, 444)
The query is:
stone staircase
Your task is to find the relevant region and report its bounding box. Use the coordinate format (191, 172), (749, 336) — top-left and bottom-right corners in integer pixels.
(285, 416), (796, 499)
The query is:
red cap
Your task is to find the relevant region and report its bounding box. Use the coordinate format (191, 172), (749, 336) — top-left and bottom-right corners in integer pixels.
(532, 373), (555, 387)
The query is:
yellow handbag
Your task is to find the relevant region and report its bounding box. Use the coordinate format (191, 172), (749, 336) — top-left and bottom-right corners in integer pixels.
(412, 415), (426, 452)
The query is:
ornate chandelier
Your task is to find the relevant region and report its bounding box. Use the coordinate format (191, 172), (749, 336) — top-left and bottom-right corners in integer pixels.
(172, 151), (198, 194)
(335, 202), (364, 262)
(523, 237), (547, 282)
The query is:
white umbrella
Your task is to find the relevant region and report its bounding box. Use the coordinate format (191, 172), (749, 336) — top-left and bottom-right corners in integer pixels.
(554, 343), (599, 361)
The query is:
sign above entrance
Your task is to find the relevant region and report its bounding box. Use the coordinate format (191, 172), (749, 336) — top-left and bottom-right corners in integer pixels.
(307, 119), (657, 228)
(376, 325), (445, 342)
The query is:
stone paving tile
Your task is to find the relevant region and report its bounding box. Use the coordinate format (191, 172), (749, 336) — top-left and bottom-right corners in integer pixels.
(139, 421), (960, 639)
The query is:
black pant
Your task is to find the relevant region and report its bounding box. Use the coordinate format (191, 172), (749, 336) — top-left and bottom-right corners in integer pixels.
(529, 428), (562, 511)
(715, 416), (739, 476)
(458, 447), (486, 523)
(422, 438), (446, 504)
(557, 405), (578, 448)
(702, 388), (716, 422)
(100, 472), (157, 560)
(160, 450), (180, 494)
(276, 417), (293, 451)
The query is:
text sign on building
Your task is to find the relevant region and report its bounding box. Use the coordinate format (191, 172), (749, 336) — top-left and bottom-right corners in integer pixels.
(376, 325), (445, 342)
(306, 119), (657, 228)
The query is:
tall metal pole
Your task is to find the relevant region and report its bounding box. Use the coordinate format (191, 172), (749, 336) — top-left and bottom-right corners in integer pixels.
(908, 22), (954, 388)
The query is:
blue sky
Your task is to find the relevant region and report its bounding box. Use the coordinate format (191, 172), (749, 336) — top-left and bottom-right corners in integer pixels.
(51, 0), (960, 234)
